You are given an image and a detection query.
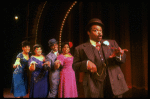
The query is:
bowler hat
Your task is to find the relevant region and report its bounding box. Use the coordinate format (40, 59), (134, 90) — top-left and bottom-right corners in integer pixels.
(85, 18), (104, 31)
(48, 38), (58, 47)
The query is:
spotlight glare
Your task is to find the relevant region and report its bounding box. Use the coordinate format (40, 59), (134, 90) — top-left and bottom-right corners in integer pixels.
(15, 16), (18, 20)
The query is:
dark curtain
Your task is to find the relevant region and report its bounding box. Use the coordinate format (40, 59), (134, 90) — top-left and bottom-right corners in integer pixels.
(61, 2), (148, 92)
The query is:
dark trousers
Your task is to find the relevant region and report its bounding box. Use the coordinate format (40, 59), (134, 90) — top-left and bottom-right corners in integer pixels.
(103, 72), (114, 98)
(103, 71), (122, 98)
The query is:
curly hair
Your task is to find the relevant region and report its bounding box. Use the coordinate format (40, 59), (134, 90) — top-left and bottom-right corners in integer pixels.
(22, 40), (30, 47)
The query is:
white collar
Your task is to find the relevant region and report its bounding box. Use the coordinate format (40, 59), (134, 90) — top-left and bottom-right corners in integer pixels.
(52, 50), (58, 56)
(90, 39), (100, 47)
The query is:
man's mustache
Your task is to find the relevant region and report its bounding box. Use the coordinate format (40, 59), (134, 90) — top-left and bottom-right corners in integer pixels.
(98, 34), (103, 37)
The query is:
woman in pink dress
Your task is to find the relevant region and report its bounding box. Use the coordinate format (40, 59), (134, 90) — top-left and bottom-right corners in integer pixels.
(55, 42), (78, 98)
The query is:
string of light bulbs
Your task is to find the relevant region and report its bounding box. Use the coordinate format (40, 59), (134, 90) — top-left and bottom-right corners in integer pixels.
(59, 1), (77, 51)
(35, 1), (47, 44)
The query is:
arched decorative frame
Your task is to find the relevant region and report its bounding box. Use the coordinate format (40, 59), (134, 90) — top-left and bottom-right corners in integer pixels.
(35, 1), (47, 44)
(58, 1), (77, 51)
(35, 1), (77, 50)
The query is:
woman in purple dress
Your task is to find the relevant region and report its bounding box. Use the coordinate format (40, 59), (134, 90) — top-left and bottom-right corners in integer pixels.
(28, 44), (49, 98)
(55, 42), (78, 98)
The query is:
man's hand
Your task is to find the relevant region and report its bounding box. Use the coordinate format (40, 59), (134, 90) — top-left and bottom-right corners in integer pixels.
(54, 60), (61, 70)
(87, 60), (97, 73)
(109, 47), (128, 58)
(43, 61), (51, 67)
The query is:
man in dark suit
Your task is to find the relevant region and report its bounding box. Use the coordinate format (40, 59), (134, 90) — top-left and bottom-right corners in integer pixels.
(72, 18), (129, 98)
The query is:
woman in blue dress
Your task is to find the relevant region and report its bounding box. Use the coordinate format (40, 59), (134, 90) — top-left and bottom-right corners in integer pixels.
(11, 40), (30, 98)
(28, 44), (49, 98)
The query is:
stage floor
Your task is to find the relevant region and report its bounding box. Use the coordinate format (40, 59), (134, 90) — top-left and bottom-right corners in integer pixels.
(3, 88), (29, 98)
(3, 87), (147, 98)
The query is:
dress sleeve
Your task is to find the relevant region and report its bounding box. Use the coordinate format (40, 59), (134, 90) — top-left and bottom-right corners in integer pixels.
(16, 52), (23, 59)
(57, 55), (64, 66)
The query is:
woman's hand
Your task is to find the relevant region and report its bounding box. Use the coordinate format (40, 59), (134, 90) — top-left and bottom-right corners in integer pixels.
(13, 58), (21, 68)
(29, 61), (37, 71)
(54, 60), (61, 70)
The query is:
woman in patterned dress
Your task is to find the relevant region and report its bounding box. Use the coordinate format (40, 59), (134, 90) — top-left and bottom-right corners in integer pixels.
(28, 44), (49, 98)
(55, 42), (78, 98)
(11, 40), (30, 98)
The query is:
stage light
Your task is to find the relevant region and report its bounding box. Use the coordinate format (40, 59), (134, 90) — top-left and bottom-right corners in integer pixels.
(15, 16), (18, 20)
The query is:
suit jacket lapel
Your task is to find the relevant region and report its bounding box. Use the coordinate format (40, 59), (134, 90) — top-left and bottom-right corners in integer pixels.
(83, 42), (95, 62)
(102, 45), (109, 59)
(92, 46), (101, 64)
(48, 51), (57, 60)
(83, 40), (112, 65)
(101, 39), (112, 64)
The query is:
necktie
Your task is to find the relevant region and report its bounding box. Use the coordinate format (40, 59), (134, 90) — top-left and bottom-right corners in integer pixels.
(96, 42), (101, 51)
(57, 52), (59, 56)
